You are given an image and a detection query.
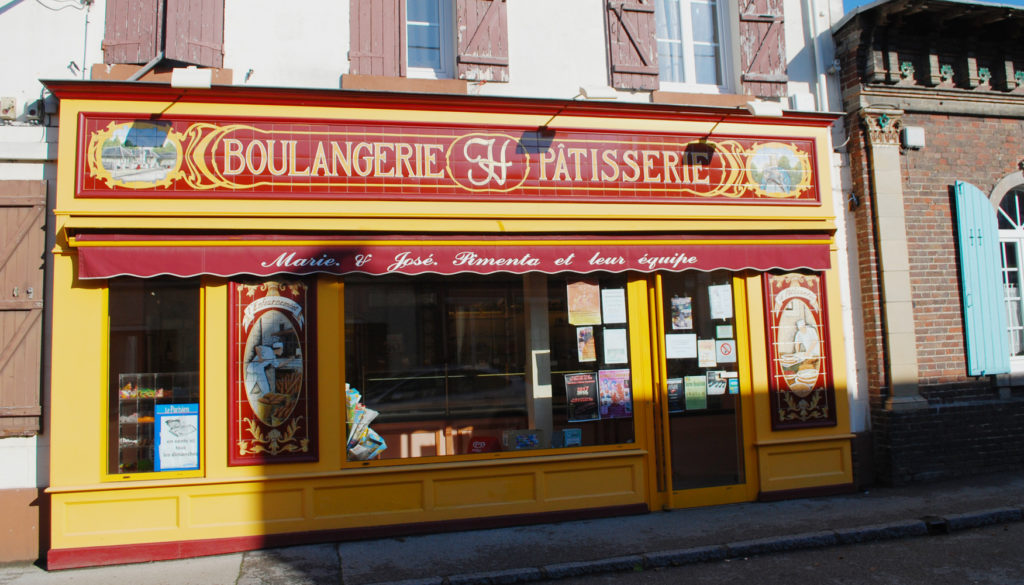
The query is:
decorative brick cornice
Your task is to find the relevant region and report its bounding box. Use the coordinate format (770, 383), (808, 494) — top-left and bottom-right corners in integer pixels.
(860, 107), (904, 146)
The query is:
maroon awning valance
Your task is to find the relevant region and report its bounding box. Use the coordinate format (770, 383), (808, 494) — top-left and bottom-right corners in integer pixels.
(72, 233), (832, 279)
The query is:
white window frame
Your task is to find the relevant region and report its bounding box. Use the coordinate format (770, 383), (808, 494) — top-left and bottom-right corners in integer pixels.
(406, 0), (454, 79)
(997, 187), (1024, 370)
(655, 0), (732, 93)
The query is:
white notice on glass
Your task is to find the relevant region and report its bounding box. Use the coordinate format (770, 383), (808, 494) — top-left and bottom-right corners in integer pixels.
(698, 339), (717, 367)
(665, 333), (698, 359)
(708, 284), (734, 320)
(601, 289), (628, 324)
(603, 328), (629, 364)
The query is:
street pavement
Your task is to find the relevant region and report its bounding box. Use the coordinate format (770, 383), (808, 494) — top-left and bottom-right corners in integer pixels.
(2, 470), (1023, 585)
(546, 522), (1024, 585)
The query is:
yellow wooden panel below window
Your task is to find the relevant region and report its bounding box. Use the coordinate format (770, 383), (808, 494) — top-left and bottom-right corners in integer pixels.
(544, 464), (640, 501)
(758, 440), (852, 493)
(433, 473), (537, 509)
(188, 489), (305, 527)
(64, 497), (178, 536)
(313, 482), (424, 518)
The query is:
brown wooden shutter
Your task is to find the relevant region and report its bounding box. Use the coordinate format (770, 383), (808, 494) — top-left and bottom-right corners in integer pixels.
(165, 0), (225, 68)
(103, 0), (163, 65)
(606, 0), (659, 90)
(456, 0), (509, 82)
(739, 0), (788, 97)
(0, 181), (45, 437)
(350, 0), (405, 77)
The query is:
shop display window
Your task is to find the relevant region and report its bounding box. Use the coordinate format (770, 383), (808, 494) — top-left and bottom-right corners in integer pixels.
(344, 273), (637, 461)
(345, 276), (527, 459)
(108, 279), (201, 475)
(546, 275), (635, 448)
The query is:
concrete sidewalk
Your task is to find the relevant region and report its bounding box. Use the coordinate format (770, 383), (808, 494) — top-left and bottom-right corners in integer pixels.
(3, 471), (1024, 585)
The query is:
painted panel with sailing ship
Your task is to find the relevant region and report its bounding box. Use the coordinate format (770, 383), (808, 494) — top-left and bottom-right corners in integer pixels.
(229, 280), (318, 465)
(764, 272), (837, 429)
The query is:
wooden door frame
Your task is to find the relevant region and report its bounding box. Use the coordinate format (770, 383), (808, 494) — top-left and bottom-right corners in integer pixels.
(646, 272), (760, 509)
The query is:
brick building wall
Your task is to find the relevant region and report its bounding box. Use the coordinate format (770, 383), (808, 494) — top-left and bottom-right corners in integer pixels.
(835, 0), (1024, 486)
(872, 399), (1024, 484)
(838, 30), (888, 409)
(843, 114), (887, 406)
(902, 114), (1024, 395)
(856, 111), (1024, 484)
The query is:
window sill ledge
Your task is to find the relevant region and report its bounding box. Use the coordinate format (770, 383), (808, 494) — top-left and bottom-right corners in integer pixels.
(341, 74), (468, 95)
(90, 64), (234, 85)
(651, 90), (751, 108)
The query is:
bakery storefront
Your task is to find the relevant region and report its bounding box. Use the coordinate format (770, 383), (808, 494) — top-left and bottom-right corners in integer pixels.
(45, 81), (853, 568)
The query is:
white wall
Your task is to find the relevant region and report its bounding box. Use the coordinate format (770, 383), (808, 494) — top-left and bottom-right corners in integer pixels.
(223, 0), (349, 88)
(0, 0), (103, 121)
(0, 0), (850, 107)
(477, 0), (627, 101)
(0, 0), (72, 491)
(0, 437), (48, 490)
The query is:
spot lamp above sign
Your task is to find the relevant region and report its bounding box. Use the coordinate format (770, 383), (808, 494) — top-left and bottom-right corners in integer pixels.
(171, 67), (212, 89)
(745, 100), (785, 117)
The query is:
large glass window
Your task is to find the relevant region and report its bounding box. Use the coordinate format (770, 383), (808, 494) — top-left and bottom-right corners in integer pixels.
(108, 279), (200, 475)
(344, 273), (636, 461)
(346, 276), (528, 459)
(999, 188), (1024, 361)
(655, 0), (727, 90)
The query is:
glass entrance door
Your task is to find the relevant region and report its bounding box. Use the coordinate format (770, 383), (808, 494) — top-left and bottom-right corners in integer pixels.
(654, 271), (756, 507)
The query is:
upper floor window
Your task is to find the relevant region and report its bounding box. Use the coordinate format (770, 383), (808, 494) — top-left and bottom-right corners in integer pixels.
(605, 0), (786, 97)
(349, 0), (508, 83)
(655, 0), (727, 90)
(406, 0), (454, 78)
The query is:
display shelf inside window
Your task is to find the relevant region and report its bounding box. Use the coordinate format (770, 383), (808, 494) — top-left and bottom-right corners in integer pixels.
(117, 372), (199, 473)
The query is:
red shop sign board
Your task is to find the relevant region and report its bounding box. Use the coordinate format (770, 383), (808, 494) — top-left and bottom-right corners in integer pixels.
(77, 114), (821, 205)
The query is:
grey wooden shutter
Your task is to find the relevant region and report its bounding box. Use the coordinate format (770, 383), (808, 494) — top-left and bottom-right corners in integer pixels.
(739, 0), (787, 97)
(0, 181), (45, 437)
(456, 0), (509, 82)
(165, 0), (225, 68)
(954, 180), (1011, 376)
(103, 0), (163, 65)
(606, 0), (659, 90)
(350, 0), (405, 77)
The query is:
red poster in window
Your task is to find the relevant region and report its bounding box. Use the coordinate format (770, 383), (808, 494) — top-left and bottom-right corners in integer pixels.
(229, 280), (318, 465)
(763, 272), (837, 430)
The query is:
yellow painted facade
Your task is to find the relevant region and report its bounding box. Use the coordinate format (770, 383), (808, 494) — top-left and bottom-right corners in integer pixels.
(46, 84), (852, 566)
